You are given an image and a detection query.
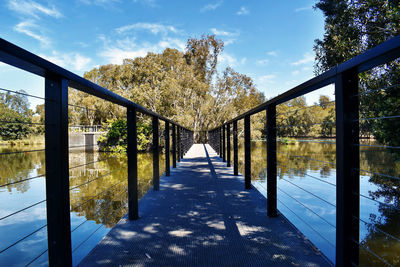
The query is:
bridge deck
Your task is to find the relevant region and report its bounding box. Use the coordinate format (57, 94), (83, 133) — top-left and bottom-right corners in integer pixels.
(79, 144), (331, 266)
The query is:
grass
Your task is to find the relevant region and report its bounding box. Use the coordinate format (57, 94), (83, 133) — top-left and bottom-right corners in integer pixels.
(0, 135), (45, 146)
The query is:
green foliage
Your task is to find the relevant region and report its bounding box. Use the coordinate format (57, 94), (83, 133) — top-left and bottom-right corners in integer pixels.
(314, 0), (400, 146)
(66, 36), (264, 143)
(276, 95), (335, 138)
(98, 119), (152, 152)
(0, 91), (33, 140)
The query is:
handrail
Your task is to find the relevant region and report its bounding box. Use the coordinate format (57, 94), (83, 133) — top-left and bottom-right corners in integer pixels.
(0, 38), (190, 131)
(209, 35), (400, 130)
(0, 37), (194, 266)
(208, 35), (400, 267)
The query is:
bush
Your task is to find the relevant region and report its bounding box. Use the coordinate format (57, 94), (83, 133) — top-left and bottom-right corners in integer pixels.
(98, 119), (152, 153)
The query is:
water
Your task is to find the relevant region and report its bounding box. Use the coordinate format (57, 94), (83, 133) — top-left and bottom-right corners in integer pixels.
(1, 141), (399, 266)
(236, 140), (400, 266)
(0, 145), (167, 266)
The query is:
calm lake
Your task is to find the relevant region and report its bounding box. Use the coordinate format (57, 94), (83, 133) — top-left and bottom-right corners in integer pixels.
(0, 140), (399, 266)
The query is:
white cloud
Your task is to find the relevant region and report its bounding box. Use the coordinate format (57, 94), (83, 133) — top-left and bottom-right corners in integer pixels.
(267, 51), (278, 57)
(259, 74), (276, 84)
(295, 6), (313, 12)
(14, 20), (50, 46)
(257, 59), (269, 65)
(210, 28), (237, 37)
(292, 70), (300, 75)
(40, 51), (92, 72)
(8, 0), (62, 19)
(237, 6), (249, 15)
(201, 1), (223, 12)
(116, 23), (180, 35)
(99, 36), (185, 64)
(219, 53), (237, 66)
(291, 52), (314, 66)
(8, 0), (63, 46)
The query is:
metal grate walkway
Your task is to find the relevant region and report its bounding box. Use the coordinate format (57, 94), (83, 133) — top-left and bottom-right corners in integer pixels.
(79, 144), (331, 266)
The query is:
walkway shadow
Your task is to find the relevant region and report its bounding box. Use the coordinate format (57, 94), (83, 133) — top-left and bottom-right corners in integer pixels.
(78, 144), (331, 267)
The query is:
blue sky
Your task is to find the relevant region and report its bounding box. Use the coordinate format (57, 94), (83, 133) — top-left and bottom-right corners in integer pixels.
(0, 0), (334, 109)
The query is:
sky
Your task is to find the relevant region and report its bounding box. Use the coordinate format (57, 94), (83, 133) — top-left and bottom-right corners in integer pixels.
(0, 0), (334, 109)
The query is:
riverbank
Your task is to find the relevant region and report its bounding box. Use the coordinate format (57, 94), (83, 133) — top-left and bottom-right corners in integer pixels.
(0, 135), (45, 146)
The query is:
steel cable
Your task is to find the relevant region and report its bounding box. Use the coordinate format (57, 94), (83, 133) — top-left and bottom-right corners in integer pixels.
(277, 198), (336, 248)
(278, 187), (336, 229)
(0, 224), (47, 254)
(0, 200), (46, 221)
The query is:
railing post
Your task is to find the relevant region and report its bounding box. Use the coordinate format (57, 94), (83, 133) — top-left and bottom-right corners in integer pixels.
(233, 121), (238, 175)
(222, 124), (226, 162)
(219, 127), (222, 158)
(177, 126), (181, 162)
(165, 121), (170, 176)
(127, 107), (139, 220)
(172, 124), (176, 168)
(152, 116), (159, 191)
(244, 115), (251, 189)
(181, 129), (184, 159)
(227, 123), (231, 167)
(266, 106), (277, 217)
(44, 76), (72, 266)
(335, 68), (360, 267)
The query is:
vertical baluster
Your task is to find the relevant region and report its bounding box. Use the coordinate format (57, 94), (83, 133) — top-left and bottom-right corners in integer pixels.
(127, 107), (139, 220)
(219, 127), (222, 158)
(233, 121), (238, 176)
(45, 76), (72, 266)
(244, 115), (251, 189)
(227, 123), (231, 167)
(335, 68), (360, 267)
(266, 106), (277, 217)
(182, 128), (184, 158)
(152, 116), (159, 191)
(222, 124), (226, 162)
(165, 122), (170, 176)
(177, 127), (181, 162)
(172, 124), (176, 168)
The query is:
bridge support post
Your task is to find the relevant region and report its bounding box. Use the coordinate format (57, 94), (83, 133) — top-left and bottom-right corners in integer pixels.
(244, 115), (251, 189)
(222, 124), (226, 162)
(165, 122), (170, 176)
(45, 76), (72, 266)
(220, 127), (223, 158)
(227, 123), (231, 167)
(335, 68), (359, 267)
(177, 127), (181, 162)
(267, 106), (277, 217)
(172, 124), (176, 168)
(152, 116), (159, 191)
(127, 107), (139, 220)
(181, 129), (184, 158)
(233, 121), (238, 176)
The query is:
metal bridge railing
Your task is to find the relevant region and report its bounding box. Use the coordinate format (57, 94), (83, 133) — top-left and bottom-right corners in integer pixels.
(208, 35), (400, 267)
(0, 38), (193, 266)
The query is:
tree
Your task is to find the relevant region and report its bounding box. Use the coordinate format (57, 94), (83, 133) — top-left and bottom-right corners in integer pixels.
(314, 0), (400, 146)
(0, 91), (32, 140)
(185, 35), (224, 84)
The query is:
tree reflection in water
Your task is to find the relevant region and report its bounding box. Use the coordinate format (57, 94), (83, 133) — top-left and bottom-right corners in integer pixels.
(0, 146), (166, 266)
(1, 141), (399, 265)
(241, 140), (400, 266)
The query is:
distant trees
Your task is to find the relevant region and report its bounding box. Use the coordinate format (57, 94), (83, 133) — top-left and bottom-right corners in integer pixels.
(0, 91), (33, 140)
(69, 35), (265, 145)
(275, 95), (335, 138)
